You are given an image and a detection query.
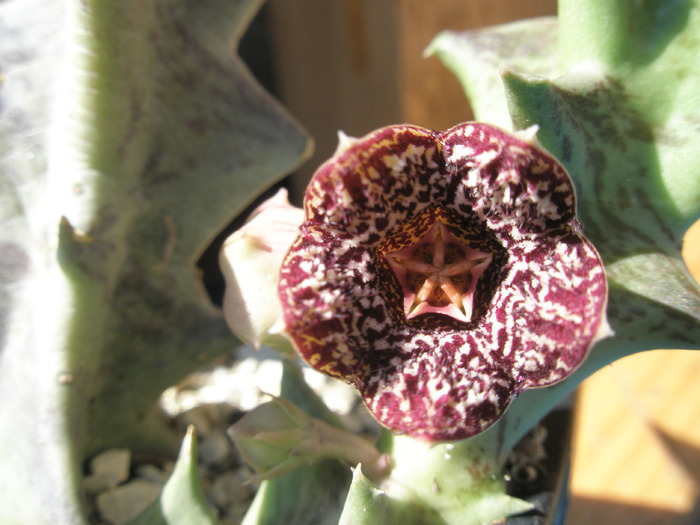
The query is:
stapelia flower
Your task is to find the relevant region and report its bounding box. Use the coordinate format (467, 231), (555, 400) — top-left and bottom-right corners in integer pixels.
(278, 123), (609, 442)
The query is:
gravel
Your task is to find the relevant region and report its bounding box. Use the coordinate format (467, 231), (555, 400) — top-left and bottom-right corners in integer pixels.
(85, 346), (370, 525)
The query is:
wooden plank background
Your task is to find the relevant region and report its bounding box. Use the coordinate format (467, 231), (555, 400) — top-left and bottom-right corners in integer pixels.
(567, 221), (700, 525)
(265, 0), (557, 195)
(257, 2), (700, 523)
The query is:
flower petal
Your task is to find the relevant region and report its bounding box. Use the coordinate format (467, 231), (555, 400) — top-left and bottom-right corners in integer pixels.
(441, 123), (577, 235)
(279, 123), (608, 441)
(304, 125), (442, 238)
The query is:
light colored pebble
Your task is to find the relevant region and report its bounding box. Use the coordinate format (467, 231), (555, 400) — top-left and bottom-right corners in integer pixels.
(199, 402), (235, 425)
(199, 430), (232, 465)
(90, 448), (131, 479)
(84, 449), (131, 494)
(160, 352), (284, 417)
(95, 479), (162, 525)
(223, 500), (252, 524)
(134, 464), (169, 484)
(208, 471), (250, 509)
(84, 474), (121, 495)
(175, 406), (213, 435)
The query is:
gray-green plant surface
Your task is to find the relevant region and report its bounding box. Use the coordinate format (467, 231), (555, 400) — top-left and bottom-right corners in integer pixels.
(0, 0), (698, 524)
(0, 0), (309, 523)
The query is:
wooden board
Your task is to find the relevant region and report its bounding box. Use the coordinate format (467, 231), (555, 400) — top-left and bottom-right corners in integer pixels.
(265, 0), (556, 194)
(566, 220), (700, 525)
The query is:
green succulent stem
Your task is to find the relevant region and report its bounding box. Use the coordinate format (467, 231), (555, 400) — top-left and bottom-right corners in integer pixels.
(0, 0), (310, 523)
(559, 0), (695, 71)
(291, 417), (392, 484)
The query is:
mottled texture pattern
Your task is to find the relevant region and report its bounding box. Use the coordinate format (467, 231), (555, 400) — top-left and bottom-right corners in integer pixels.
(279, 123), (607, 441)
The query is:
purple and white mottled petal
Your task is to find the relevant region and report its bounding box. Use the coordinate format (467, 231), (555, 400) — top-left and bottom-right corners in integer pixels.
(441, 123), (576, 236)
(278, 122), (609, 442)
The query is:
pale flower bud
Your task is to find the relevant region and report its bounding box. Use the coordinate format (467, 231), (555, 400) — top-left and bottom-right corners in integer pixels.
(219, 188), (303, 351)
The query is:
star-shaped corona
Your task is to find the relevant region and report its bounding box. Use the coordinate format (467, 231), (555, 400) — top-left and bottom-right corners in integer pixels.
(384, 216), (492, 323)
(278, 123), (609, 442)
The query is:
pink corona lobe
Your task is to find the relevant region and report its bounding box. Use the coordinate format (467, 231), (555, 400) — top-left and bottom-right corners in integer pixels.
(278, 122), (609, 442)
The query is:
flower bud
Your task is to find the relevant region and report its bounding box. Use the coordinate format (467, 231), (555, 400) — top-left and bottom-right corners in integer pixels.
(219, 188), (303, 352)
(229, 398), (391, 483)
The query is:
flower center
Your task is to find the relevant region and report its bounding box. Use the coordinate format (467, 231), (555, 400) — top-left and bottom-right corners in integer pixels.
(385, 220), (492, 323)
